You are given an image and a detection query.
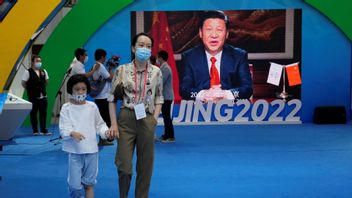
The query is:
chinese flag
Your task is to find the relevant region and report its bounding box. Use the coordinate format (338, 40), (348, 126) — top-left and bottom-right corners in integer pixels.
(150, 11), (181, 103)
(285, 62), (302, 86)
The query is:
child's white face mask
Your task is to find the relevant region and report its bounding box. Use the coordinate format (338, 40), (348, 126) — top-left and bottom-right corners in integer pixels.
(70, 93), (87, 102)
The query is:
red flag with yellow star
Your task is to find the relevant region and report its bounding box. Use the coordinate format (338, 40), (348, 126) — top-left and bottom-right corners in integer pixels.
(286, 62), (302, 86)
(151, 11), (181, 103)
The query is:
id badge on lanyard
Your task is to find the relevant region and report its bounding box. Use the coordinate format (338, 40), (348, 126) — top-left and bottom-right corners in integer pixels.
(134, 103), (147, 120)
(133, 62), (148, 120)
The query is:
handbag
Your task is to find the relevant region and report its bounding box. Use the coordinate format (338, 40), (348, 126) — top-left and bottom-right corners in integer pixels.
(89, 75), (107, 97)
(112, 66), (125, 100)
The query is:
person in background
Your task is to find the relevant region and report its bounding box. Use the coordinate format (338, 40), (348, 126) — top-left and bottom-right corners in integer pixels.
(66, 0), (78, 7)
(149, 55), (157, 65)
(108, 33), (164, 198)
(52, 48), (100, 124)
(70, 48), (99, 78)
(21, 55), (51, 136)
(92, 48), (114, 146)
(59, 74), (112, 198)
(157, 50), (175, 143)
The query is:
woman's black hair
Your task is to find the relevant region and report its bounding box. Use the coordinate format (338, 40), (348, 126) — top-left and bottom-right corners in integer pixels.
(66, 74), (91, 94)
(131, 32), (154, 47)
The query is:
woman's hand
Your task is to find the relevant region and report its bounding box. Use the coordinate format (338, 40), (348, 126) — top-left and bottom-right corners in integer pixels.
(109, 102), (119, 138)
(110, 124), (120, 139)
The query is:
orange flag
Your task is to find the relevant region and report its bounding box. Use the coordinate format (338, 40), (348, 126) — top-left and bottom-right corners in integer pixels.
(285, 62), (302, 86)
(150, 11), (181, 103)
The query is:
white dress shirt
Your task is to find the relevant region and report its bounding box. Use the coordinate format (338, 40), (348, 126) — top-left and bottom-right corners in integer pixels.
(92, 62), (111, 99)
(70, 60), (85, 75)
(22, 69), (49, 81)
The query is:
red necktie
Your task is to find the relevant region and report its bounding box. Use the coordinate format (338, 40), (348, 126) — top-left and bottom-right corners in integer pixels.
(210, 57), (220, 87)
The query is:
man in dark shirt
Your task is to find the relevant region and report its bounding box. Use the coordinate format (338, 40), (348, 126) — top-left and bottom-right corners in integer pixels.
(22, 55), (51, 135)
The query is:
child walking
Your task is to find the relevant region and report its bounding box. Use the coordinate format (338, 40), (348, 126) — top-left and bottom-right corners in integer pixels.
(59, 74), (112, 198)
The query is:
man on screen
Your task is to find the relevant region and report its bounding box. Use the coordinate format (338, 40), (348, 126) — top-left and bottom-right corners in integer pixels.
(180, 10), (253, 102)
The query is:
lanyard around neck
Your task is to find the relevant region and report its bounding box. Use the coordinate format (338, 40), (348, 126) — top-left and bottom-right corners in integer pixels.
(134, 62), (148, 103)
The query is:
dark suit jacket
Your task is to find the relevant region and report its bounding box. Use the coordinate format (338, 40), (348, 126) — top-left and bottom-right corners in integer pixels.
(180, 44), (253, 100)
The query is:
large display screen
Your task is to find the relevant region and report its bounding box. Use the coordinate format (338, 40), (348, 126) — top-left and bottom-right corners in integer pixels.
(131, 9), (302, 124)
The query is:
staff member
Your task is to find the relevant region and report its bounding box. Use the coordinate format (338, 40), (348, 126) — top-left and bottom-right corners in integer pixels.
(108, 32), (164, 198)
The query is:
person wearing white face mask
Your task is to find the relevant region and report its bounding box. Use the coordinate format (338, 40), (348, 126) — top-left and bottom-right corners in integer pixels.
(59, 74), (113, 198)
(108, 33), (164, 198)
(70, 48), (99, 78)
(22, 55), (51, 136)
(52, 48), (101, 123)
(156, 50), (175, 143)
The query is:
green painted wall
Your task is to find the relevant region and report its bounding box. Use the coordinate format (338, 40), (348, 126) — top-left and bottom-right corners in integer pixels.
(305, 0), (352, 41)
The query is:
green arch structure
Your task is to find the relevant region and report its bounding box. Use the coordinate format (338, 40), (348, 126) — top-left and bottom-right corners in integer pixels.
(304, 0), (352, 41)
(38, 0), (350, 125)
(39, 0), (133, 125)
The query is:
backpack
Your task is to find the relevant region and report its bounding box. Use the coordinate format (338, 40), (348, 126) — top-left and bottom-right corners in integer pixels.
(89, 75), (107, 97)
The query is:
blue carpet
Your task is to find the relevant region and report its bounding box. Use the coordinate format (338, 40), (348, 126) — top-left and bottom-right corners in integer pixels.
(1, 124), (352, 197)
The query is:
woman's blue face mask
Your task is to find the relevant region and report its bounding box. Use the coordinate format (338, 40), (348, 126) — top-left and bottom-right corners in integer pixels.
(135, 47), (151, 62)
